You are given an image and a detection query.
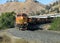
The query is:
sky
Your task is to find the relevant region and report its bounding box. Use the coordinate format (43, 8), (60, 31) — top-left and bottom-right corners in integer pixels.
(0, 0), (57, 5)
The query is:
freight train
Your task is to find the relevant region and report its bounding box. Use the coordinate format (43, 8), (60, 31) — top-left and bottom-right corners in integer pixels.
(15, 13), (53, 30)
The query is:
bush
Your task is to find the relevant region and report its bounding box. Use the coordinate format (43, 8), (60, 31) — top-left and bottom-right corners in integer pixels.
(49, 17), (60, 31)
(0, 12), (16, 29)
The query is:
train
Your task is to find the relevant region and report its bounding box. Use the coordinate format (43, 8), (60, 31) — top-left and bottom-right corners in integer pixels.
(15, 13), (53, 30)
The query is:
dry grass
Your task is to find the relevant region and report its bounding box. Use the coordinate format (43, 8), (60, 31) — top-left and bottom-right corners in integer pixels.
(0, 35), (11, 43)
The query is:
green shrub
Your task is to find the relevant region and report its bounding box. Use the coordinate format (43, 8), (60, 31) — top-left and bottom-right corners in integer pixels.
(0, 12), (16, 29)
(49, 17), (60, 31)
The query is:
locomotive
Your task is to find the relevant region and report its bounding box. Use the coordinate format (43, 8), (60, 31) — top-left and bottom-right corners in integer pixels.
(16, 13), (28, 30)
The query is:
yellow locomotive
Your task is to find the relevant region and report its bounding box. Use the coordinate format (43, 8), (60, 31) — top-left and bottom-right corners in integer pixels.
(16, 13), (28, 30)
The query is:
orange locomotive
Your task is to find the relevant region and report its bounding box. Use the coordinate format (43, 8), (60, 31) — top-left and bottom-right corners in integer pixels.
(16, 13), (28, 30)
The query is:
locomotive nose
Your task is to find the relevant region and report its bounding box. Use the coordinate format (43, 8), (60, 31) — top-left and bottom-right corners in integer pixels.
(15, 13), (28, 30)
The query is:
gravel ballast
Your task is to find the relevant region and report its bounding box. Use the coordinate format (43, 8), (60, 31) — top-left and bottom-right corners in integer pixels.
(6, 28), (60, 43)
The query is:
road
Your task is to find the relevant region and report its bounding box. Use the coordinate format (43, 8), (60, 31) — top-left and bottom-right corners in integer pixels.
(6, 28), (60, 43)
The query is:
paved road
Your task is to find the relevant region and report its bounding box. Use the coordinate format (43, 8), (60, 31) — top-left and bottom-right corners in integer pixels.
(6, 28), (60, 43)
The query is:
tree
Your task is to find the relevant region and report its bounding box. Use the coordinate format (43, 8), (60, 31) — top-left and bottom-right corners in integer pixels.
(45, 5), (51, 13)
(40, 10), (45, 15)
(0, 12), (16, 29)
(45, 5), (51, 10)
(53, 2), (56, 6)
(54, 8), (59, 13)
(36, 11), (40, 15)
(14, 0), (19, 2)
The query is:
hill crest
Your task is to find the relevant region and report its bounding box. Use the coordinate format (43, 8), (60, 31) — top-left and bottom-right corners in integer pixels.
(0, 0), (45, 15)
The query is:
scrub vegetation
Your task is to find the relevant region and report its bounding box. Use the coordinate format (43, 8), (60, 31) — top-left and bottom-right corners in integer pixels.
(0, 12), (15, 30)
(49, 17), (60, 31)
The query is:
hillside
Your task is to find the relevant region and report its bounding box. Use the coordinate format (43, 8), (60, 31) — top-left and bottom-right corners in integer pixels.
(0, 0), (45, 15)
(46, 1), (60, 14)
